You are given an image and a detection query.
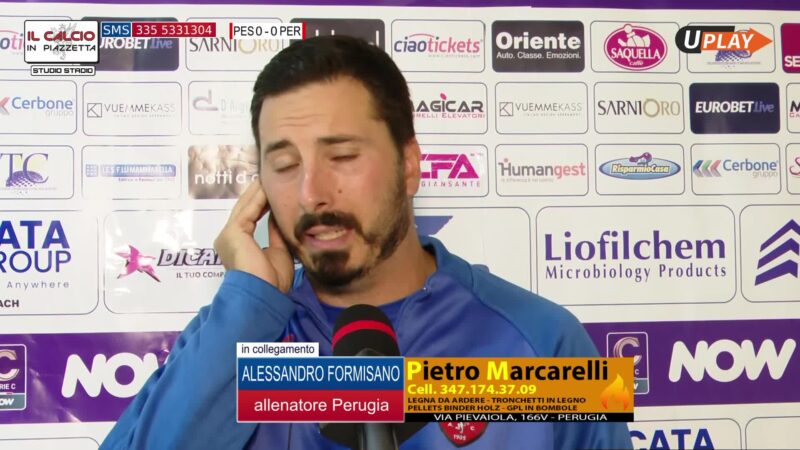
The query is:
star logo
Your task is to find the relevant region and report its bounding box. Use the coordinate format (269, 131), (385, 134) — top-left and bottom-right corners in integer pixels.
(116, 245), (160, 282)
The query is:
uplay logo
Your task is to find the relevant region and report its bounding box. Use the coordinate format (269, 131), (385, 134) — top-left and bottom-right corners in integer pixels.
(492, 21), (584, 72)
(391, 20), (483, 72)
(678, 24), (775, 73)
(690, 83), (779, 134)
(604, 24), (667, 71)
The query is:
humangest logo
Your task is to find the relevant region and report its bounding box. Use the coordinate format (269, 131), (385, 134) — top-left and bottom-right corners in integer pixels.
(599, 152), (680, 180)
(492, 20), (584, 72)
(604, 24), (667, 71)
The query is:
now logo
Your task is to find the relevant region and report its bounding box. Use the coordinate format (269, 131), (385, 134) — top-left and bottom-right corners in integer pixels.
(61, 353), (159, 398)
(668, 338), (796, 382)
(0, 398), (14, 406)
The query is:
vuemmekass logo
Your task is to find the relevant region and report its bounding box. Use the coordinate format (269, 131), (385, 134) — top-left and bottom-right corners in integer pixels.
(497, 158), (586, 183)
(292, 18), (384, 48)
(414, 93), (484, 119)
(692, 158), (778, 179)
(606, 333), (649, 394)
(86, 101), (176, 119)
(604, 24), (667, 71)
(492, 21), (584, 72)
(754, 219), (799, 286)
(690, 83), (779, 134)
(0, 220), (71, 275)
(84, 17), (178, 71)
(497, 100), (582, 118)
(0, 344), (26, 410)
(599, 153), (680, 180)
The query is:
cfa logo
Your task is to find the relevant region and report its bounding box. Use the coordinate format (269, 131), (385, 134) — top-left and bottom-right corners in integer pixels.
(630, 427), (714, 450)
(421, 154), (479, 180)
(0, 348), (20, 382)
(61, 352), (159, 398)
(668, 338), (796, 382)
(675, 25), (772, 55)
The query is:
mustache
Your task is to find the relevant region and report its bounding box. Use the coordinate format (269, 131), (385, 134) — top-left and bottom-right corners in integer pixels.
(294, 211), (364, 241)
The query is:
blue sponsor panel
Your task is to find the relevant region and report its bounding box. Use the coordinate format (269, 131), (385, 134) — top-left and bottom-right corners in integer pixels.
(690, 82), (780, 134)
(83, 17), (178, 71)
(237, 357), (404, 390)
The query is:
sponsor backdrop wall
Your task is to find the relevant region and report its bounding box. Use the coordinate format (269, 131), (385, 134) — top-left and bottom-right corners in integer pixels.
(0, 0), (799, 448)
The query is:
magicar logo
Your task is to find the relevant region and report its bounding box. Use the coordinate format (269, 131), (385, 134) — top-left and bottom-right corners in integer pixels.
(84, 16), (178, 71)
(604, 24), (667, 71)
(491, 21), (584, 72)
(782, 24), (800, 73)
(599, 153), (680, 180)
(677, 24), (775, 73)
(536, 206), (735, 305)
(0, 344), (25, 410)
(668, 338), (796, 383)
(410, 83), (487, 134)
(391, 20), (484, 72)
(292, 18), (384, 49)
(690, 83), (779, 134)
(186, 18), (281, 71)
(61, 352), (159, 399)
(607, 333), (649, 394)
(754, 220), (799, 286)
(594, 83), (683, 134)
(417, 146), (488, 197)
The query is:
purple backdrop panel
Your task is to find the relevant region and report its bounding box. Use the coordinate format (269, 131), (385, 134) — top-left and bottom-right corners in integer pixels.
(585, 319), (800, 407)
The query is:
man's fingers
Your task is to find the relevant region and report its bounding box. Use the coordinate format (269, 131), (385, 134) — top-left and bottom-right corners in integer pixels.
(267, 213), (289, 251)
(231, 181), (269, 226)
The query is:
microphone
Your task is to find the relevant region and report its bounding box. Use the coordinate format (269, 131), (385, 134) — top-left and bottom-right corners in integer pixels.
(319, 304), (425, 450)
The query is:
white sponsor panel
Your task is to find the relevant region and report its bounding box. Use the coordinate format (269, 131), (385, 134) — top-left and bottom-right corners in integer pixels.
(188, 81), (252, 136)
(186, 18), (283, 71)
(83, 82), (181, 136)
(536, 206), (736, 305)
(789, 84), (800, 133)
(0, 438), (98, 450)
(687, 23), (775, 73)
(1, 211), (97, 315)
(0, 80), (76, 134)
(495, 144), (588, 196)
(788, 144), (800, 194)
(590, 21), (679, 73)
(495, 83), (587, 134)
(417, 145), (488, 197)
(415, 208), (530, 289)
(594, 82), (684, 134)
(740, 205), (800, 302)
(187, 144), (258, 199)
(629, 419), (741, 450)
(390, 20), (484, 72)
(746, 416), (800, 449)
(596, 144), (684, 195)
(691, 144), (780, 195)
(103, 210), (228, 313)
(0, 146), (73, 199)
(409, 82), (487, 134)
(82, 146), (180, 200)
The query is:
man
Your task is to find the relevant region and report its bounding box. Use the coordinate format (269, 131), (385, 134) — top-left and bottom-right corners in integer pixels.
(101, 35), (632, 450)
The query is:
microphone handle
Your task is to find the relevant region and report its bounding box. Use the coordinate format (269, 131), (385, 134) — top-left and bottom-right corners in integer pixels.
(358, 423), (398, 450)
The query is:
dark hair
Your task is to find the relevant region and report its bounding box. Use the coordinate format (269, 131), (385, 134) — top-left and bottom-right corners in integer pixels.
(250, 35), (415, 159)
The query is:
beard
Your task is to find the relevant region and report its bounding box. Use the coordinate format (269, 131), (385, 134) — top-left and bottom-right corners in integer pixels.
(282, 168), (411, 289)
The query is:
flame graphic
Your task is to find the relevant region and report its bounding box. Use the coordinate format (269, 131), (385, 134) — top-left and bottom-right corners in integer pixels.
(600, 374), (631, 410)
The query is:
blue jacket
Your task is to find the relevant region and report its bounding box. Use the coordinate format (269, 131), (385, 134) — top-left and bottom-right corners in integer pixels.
(101, 235), (632, 450)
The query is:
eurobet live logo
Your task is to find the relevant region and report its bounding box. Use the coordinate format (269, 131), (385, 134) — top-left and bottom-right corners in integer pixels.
(24, 20), (98, 63)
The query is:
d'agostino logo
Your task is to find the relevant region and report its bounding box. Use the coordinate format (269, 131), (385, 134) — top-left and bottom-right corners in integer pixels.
(690, 83), (779, 134)
(491, 21), (584, 72)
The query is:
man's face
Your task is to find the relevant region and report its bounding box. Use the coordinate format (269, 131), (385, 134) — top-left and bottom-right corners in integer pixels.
(258, 76), (419, 288)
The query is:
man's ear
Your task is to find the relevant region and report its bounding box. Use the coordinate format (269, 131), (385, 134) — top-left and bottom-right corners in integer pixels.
(402, 137), (421, 197)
